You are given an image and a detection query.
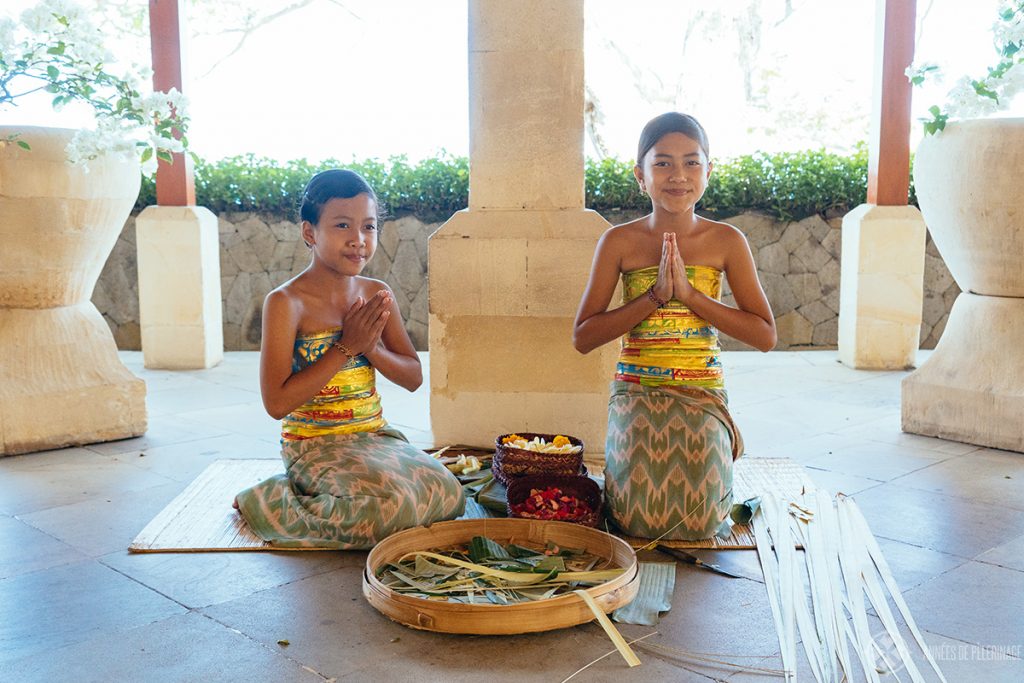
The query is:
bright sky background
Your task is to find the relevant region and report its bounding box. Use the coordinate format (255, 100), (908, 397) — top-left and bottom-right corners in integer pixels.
(3, 0), (1022, 163)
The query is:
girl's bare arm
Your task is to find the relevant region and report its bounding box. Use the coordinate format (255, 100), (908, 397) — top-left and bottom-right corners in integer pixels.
(362, 283), (423, 392)
(258, 290), (354, 419)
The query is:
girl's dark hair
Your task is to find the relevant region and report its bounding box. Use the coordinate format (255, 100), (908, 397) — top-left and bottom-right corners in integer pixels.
(636, 112), (710, 165)
(299, 169), (378, 224)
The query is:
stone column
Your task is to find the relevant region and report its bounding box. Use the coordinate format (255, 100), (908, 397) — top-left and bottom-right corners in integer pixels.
(429, 0), (616, 452)
(137, 0), (223, 369)
(838, 205), (926, 369)
(838, 0), (925, 369)
(136, 206), (223, 369)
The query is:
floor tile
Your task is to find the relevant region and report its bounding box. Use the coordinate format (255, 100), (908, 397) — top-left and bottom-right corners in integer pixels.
(873, 537), (967, 591)
(100, 548), (358, 609)
(3, 610), (323, 683)
(122, 433), (279, 483)
(0, 515), (88, 579)
(803, 441), (949, 482)
(18, 481), (186, 557)
(804, 467), (884, 496)
(852, 483), (1024, 559)
(891, 447), (1024, 511)
(0, 448), (176, 516)
(976, 533), (1024, 572)
(903, 561), (1024, 650)
(0, 560), (186, 666)
(82, 414), (232, 456)
(146, 381), (260, 417)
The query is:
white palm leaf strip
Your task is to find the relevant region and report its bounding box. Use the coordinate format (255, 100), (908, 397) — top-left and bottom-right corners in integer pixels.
(811, 489), (856, 681)
(842, 496), (948, 683)
(786, 512), (828, 681)
(771, 496), (800, 678)
(790, 506), (835, 682)
(751, 494), (796, 681)
(839, 510), (917, 683)
(835, 491), (885, 683)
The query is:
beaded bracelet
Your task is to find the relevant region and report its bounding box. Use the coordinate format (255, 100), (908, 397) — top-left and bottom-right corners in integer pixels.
(331, 340), (355, 363)
(647, 286), (667, 308)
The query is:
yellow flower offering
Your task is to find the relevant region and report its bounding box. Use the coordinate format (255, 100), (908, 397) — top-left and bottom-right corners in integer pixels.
(552, 435), (570, 448)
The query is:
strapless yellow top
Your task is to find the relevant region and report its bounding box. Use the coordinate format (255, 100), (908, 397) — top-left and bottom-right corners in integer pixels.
(280, 327), (386, 441)
(616, 265), (724, 388)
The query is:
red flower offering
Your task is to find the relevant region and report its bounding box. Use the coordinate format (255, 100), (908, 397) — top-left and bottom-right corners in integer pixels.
(509, 486), (593, 522)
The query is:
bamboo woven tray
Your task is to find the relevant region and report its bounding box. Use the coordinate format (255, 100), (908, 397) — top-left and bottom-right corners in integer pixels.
(363, 518), (640, 635)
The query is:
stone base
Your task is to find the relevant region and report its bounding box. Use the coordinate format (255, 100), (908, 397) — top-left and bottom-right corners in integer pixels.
(902, 293), (1024, 452)
(136, 206), (223, 369)
(429, 209), (617, 453)
(0, 303), (146, 455)
(838, 204), (927, 370)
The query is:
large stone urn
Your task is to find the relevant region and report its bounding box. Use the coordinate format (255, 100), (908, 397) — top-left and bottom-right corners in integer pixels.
(902, 118), (1024, 452)
(0, 126), (146, 455)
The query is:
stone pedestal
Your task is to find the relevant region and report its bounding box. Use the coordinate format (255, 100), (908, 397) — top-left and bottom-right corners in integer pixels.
(902, 293), (1024, 452)
(429, 0), (616, 451)
(903, 119), (1024, 451)
(838, 204), (926, 369)
(136, 206), (223, 369)
(0, 126), (146, 455)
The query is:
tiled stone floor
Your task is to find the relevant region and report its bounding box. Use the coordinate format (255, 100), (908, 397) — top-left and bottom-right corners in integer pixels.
(2, 350), (1022, 682)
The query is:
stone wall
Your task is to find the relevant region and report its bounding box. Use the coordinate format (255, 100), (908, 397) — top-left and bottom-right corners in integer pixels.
(94, 209), (959, 352)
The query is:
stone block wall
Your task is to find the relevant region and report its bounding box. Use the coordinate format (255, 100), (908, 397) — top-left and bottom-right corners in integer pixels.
(94, 209), (959, 352)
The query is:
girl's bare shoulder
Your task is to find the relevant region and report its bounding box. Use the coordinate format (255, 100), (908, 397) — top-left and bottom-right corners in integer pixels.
(602, 215), (650, 247)
(698, 216), (750, 246)
(352, 275), (392, 296)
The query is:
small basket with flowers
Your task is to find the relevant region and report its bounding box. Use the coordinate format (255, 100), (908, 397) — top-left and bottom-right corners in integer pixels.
(492, 432), (585, 485)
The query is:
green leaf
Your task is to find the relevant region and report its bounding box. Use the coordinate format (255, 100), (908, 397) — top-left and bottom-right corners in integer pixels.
(140, 147), (153, 163)
(468, 536), (512, 563)
(46, 65), (59, 80)
(46, 42), (65, 56)
(156, 150), (174, 164)
(16, 140), (31, 150)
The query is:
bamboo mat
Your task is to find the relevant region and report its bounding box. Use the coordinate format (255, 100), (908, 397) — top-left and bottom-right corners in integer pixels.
(617, 457), (816, 550)
(129, 459), (286, 552)
(129, 456), (812, 553)
(130, 459), (498, 553)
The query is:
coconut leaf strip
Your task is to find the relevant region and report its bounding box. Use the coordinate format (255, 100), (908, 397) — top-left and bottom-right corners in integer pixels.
(752, 501), (792, 681)
(844, 497), (949, 683)
(572, 589), (641, 667)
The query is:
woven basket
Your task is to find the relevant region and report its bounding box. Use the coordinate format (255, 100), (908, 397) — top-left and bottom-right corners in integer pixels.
(363, 518), (639, 634)
(493, 432), (584, 485)
(506, 475), (603, 527)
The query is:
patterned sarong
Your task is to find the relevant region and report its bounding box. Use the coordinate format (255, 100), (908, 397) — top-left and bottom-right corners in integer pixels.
(604, 381), (743, 540)
(236, 427), (465, 549)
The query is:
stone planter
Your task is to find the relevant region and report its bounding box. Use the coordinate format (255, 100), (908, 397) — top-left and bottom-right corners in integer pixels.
(902, 118), (1024, 451)
(0, 126), (146, 455)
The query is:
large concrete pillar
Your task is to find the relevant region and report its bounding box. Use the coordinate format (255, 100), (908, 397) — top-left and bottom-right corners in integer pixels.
(429, 0), (616, 452)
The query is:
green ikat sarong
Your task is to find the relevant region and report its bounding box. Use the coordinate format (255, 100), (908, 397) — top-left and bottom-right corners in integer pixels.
(604, 381), (744, 541)
(236, 427), (465, 549)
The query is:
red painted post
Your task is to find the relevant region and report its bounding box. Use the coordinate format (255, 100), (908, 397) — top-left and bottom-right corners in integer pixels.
(148, 0), (195, 206)
(867, 0), (916, 206)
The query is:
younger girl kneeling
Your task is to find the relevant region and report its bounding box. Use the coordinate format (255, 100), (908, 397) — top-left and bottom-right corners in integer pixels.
(235, 170), (464, 548)
(574, 113), (776, 540)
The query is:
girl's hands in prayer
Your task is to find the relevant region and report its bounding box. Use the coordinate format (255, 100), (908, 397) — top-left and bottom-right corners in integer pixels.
(340, 291), (391, 356)
(652, 233), (674, 304)
(669, 233), (696, 305)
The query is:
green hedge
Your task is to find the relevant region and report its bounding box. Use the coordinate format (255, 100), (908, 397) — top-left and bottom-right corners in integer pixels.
(138, 145), (915, 223)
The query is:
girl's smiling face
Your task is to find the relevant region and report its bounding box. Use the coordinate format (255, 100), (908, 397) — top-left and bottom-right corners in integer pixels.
(634, 132), (712, 214)
(302, 193), (378, 276)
